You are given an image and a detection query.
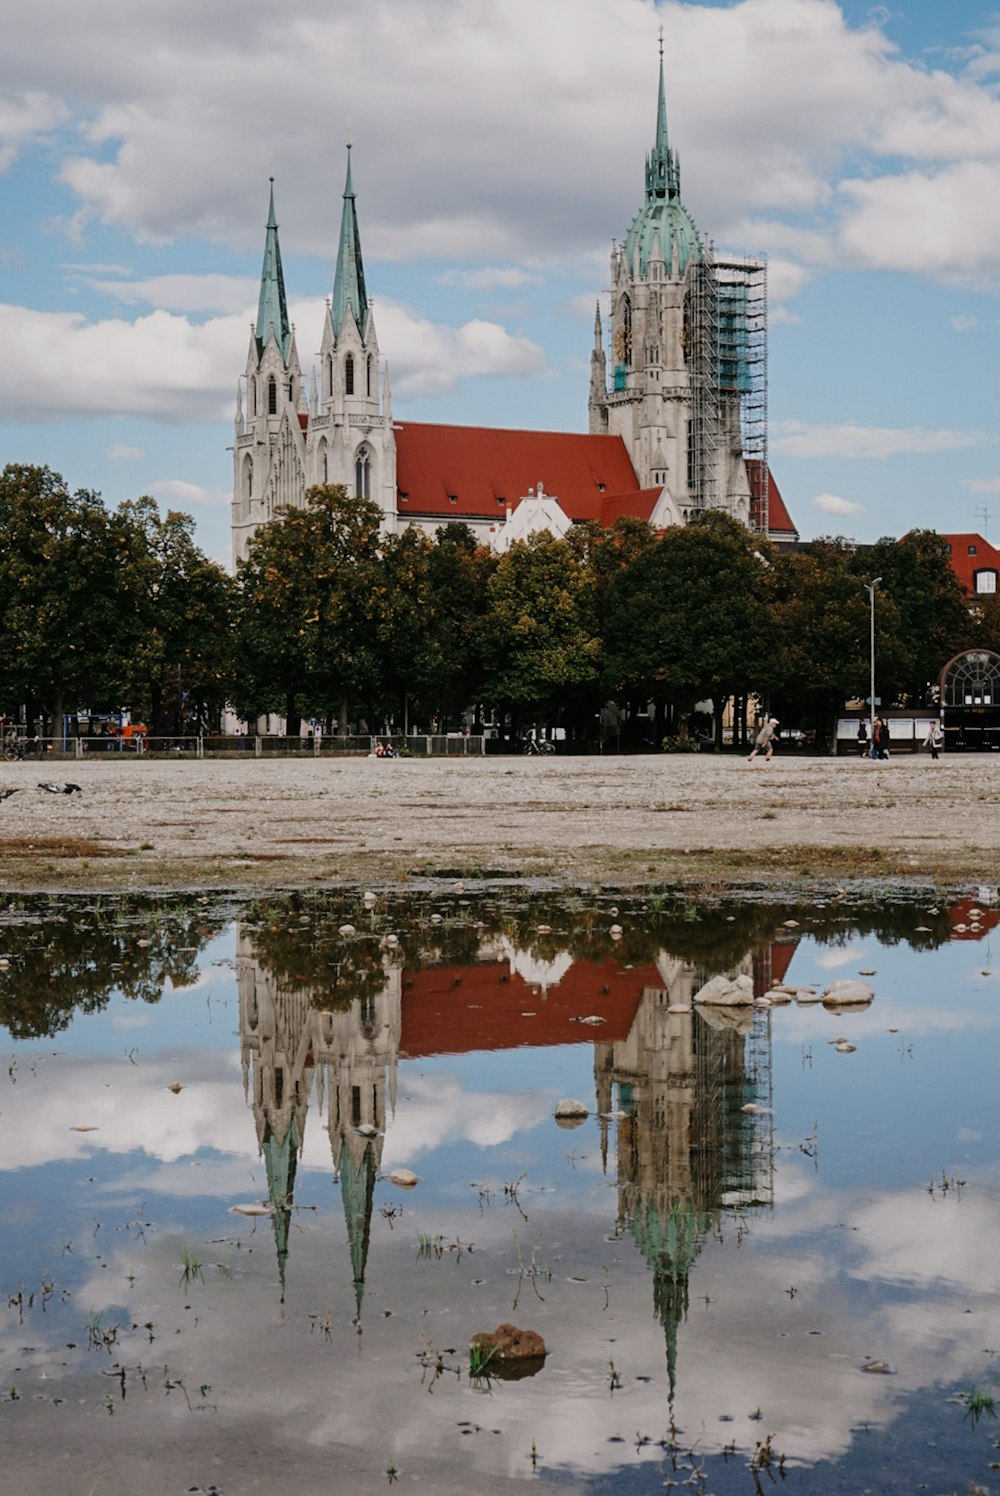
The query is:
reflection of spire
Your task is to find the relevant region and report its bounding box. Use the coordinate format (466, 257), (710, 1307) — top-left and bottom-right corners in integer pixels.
(340, 1138), (377, 1322)
(633, 1196), (708, 1407)
(262, 1116), (299, 1302)
(597, 958), (775, 1412)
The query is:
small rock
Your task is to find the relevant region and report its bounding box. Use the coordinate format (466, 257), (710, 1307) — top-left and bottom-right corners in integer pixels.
(470, 1322), (546, 1364)
(338, 924), (356, 937)
(167, 1081), (184, 1094)
(822, 978), (874, 1007)
(229, 1203), (273, 1217)
(386, 1168), (419, 1188)
(860, 1360), (896, 1375)
(554, 1098), (590, 1120)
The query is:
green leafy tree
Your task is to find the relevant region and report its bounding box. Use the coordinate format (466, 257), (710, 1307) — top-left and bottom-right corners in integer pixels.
(482, 532), (601, 730)
(604, 511), (776, 741)
(117, 498), (235, 732)
(233, 486), (383, 733)
(0, 465), (141, 735)
(862, 531), (973, 704)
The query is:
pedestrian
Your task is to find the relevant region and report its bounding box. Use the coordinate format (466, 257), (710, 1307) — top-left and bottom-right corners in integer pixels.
(924, 720), (944, 760)
(748, 717), (779, 762)
(870, 716), (882, 760)
(856, 720), (869, 758)
(879, 716), (891, 760)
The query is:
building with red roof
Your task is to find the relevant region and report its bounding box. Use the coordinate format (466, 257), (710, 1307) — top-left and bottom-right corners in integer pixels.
(940, 533), (1000, 599)
(231, 54), (796, 567)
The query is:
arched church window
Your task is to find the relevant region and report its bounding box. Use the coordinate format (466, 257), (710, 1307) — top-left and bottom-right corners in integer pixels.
(345, 354), (355, 395)
(250, 377), (257, 416)
(288, 375), (295, 406)
(366, 354), (373, 397)
(318, 438), (328, 484)
(355, 446), (371, 500)
(267, 376), (277, 415)
(326, 354), (333, 399)
(612, 297), (633, 368)
(243, 454), (253, 504)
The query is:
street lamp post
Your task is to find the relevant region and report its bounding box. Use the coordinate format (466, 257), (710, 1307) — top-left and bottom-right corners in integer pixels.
(865, 576), (882, 753)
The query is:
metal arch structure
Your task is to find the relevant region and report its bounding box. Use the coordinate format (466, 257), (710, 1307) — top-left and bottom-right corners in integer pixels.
(939, 648), (1000, 750)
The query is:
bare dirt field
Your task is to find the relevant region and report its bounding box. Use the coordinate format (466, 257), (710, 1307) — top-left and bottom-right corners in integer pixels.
(0, 749), (996, 895)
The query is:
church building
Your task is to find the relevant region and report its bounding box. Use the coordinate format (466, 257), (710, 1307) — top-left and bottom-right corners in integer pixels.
(231, 49), (797, 567)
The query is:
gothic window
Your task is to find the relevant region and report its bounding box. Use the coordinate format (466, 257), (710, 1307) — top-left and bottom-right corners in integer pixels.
(613, 296), (633, 367)
(355, 445), (371, 500)
(366, 354), (373, 397)
(288, 376), (295, 406)
(345, 353), (355, 395)
(267, 376), (277, 415)
(318, 438), (328, 484)
(326, 354), (333, 399)
(250, 377), (257, 416)
(243, 454), (253, 504)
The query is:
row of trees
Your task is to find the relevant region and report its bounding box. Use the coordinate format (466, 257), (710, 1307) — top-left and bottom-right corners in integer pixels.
(0, 464), (990, 745)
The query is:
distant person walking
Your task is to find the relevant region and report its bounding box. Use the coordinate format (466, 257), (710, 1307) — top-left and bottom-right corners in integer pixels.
(870, 716), (883, 760)
(748, 718), (779, 763)
(877, 716), (891, 760)
(856, 720), (869, 757)
(924, 720), (944, 760)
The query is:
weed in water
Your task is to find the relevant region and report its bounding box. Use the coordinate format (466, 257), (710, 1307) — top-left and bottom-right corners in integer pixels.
(608, 1358), (622, 1392)
(468, 1342), (496, 1379)
(962, 1386), (998, 1426)
(178, 1248), (205, 1288)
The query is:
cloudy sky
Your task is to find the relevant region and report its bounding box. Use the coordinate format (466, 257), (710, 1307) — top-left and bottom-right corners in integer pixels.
(4, 0), (1000, 564)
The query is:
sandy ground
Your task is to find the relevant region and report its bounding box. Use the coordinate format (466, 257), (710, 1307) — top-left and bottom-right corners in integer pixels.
(0, 748), (996, 894)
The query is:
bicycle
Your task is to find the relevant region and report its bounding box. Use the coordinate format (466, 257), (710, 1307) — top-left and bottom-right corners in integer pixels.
(522, 733), (555, 756)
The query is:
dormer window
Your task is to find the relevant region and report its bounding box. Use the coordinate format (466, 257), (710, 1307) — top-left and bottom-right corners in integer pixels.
(448, 494), (458, 505)
(968, 544), (977, 555)
(975, 569), (997, 595)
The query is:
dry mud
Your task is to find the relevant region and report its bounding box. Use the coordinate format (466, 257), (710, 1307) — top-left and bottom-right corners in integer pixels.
(0, 750), (996, 894)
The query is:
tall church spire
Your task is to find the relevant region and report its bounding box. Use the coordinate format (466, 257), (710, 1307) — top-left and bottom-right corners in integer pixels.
(332, 143), (369, 337)
(255, 178), (291, 359)
(646, 32), (680, 204)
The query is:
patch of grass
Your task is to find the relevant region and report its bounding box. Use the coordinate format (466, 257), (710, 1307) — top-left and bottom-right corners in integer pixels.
(468, 1342), (497, 1378)
(178, 1248), (204, 1288)
(962, 1385), (997, 1426)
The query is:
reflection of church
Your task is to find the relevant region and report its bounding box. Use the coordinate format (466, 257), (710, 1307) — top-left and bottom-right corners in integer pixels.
(237, 920), (779, 1381)
(594, 953), (776, 1401)
(239, 931), (401, 1310)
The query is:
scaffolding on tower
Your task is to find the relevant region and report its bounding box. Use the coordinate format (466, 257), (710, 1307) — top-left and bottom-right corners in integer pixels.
(687, 239), (720, 514)
(716, 253), (768, 535)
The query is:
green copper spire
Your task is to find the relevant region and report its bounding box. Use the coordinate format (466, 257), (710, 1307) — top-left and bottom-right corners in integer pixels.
(331, 144), (369, 338)
(255, 178), (291, 361)
(646, 39), (680, 204)
(625, 43), (700, 278)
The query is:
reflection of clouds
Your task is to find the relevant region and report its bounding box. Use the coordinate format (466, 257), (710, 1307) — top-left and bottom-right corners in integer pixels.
(384, 1071), (550, 1164)
(14, 1176), (1000, 1488)
(813, 944), (872, 970)
(0, 1050), (251, 1170)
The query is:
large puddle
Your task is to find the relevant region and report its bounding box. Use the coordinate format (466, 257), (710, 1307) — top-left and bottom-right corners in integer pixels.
(1, 887), (999, 1495)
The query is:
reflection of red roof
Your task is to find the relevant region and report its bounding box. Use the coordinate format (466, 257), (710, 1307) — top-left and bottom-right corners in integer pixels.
(400, 957), (658, 1057)
(395, 423), (640, 523)
(752, 939), (799, 995)
(939, 533), (1000, 598)
(747, 463), (798, 539)
(948, 897), (1000, 941)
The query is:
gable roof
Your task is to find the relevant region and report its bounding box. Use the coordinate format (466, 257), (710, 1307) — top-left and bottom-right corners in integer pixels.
(394, 422), (641, 522)
(747, 462), (798, 539)
(939, 532), (1000, 595)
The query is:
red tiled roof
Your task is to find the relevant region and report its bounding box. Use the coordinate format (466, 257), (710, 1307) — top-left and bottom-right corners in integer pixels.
(399, 956), (657, 1058)
(939, 533), (1000, 597)
(747, 463), (798, 538)
(394, 422), (640, 522)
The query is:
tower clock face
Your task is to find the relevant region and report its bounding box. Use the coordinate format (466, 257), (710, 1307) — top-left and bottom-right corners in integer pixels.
(613, 322), (632, 362)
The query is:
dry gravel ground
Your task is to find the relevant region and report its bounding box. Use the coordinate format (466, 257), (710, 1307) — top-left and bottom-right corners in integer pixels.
(0, 750), (996, 894)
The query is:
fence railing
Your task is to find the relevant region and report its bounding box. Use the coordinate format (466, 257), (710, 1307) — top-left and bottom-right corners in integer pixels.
(2, 733), (490, 760)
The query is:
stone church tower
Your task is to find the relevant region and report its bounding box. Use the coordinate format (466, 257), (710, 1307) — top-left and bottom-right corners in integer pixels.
(231, 150), (396, 566)
(589, 46), (761, 526)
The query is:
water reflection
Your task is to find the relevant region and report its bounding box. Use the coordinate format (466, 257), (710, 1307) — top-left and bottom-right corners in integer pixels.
(1, 887), (999, 1494)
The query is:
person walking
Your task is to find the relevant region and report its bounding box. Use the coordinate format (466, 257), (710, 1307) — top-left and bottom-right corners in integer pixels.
(879, 716), (892, 760)
(748, 718), (779, 762)
(856, 719), (869, 757)
(924, 720), (944, 760)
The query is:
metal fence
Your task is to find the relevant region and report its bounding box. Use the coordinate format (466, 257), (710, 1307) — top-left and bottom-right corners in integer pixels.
(3, 733), (489, 761)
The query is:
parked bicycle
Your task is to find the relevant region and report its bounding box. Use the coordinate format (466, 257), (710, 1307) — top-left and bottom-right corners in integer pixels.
(522, 731), (555, 756)
(2, 731), (44, 762)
